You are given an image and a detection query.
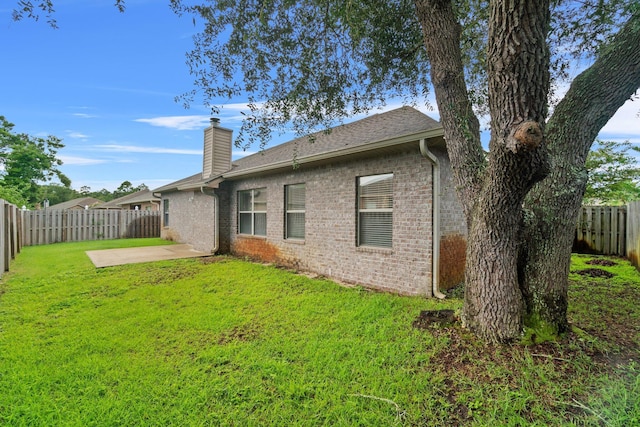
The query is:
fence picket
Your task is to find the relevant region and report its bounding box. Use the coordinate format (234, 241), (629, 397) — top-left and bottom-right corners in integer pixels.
(627, 201), (640, 271)
(19, 209), (160, 246)
(0, 200), (21, 277)
(575, 205), (627, 255)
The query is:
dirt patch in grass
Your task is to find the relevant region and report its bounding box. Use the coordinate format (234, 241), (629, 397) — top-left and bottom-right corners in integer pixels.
(417, 254), (640, 425)
(574, 268), (615, 278)
(217, 324), (261, 345)
(427, 325), (638, 425)
(412, 310), (458, 329)
(586, 259), (618, 266)
(130, 263), (200, 286)
(199, 256), (230, 265)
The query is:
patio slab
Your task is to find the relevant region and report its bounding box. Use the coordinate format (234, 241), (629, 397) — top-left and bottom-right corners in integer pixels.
(86, 244), (210, 268)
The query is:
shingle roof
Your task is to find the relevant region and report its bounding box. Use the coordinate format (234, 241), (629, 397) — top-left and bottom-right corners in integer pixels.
(96, 189), (160, 209)
(229, 106), (441, 175)
(48, 197), (103, 210)
(153, 106), (442, 193)
(152, 173), (203, 194)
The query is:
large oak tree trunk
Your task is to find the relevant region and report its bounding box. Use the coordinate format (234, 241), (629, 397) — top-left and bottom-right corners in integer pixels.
(521, 13), (640, 336)
(417, 0), (640, 342)
(416, 0), (550, 341)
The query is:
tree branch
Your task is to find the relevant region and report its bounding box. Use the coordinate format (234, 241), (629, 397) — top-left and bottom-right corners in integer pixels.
(414, 0), (485, 219)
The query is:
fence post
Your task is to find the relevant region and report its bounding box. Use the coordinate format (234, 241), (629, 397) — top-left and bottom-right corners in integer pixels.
(1, 200), (6, 274)
(627, 201), (640, 271)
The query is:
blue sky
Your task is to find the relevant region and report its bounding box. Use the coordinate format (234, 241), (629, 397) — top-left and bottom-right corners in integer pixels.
(1, 1), (638, 193)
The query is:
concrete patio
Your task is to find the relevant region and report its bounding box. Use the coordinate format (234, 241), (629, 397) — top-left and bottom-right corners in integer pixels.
(86, 244), (210, 268)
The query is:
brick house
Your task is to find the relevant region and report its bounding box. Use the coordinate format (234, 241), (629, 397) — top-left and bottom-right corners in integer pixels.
(153, 107), (467, 296)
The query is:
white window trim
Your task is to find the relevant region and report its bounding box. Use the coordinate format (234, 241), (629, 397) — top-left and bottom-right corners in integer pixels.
(285, 183), (306, 240)
(163, 199), (169, 226)
(357, 173), (393, 248)
(238, 188), (267, 236)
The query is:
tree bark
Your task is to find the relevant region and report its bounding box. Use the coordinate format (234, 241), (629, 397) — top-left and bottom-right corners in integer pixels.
(414, 0), (484, 222)
(521, 12), (640, 336)
(416, 0), (550, 341)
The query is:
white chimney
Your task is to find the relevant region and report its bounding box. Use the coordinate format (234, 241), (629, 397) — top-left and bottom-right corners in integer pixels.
(202, 118), (232, 179)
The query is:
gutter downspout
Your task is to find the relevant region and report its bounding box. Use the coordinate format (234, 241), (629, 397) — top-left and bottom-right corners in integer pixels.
(420, 139), (446, 299)
(201, 186), (219, 254)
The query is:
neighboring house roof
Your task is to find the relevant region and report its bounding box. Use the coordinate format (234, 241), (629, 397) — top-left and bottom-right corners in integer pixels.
(154, 106), (444, 193)
(152, 173), (207, 194)
(48, 197), (103, 210)
(96, 189), (160, 209)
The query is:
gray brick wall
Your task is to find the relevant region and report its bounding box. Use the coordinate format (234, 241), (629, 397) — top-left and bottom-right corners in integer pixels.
(160, 190), (218, 253)
(160, 145), (468, 295)
(225, 147), (464, 296)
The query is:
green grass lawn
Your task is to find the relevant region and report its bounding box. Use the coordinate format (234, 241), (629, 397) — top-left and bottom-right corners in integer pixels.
(0, 239), (638, 426)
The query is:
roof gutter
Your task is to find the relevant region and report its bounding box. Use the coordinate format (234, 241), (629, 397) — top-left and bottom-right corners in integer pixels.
(222, 128), (444, 179)
(420, 138), (446, 299)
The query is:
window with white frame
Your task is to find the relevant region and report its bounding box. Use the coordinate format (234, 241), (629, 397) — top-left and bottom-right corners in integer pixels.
(163, 199), (169, 226)
(357, 173), (393, 248)
(285, 183), (305, 239)
(238, 188), (267, 236)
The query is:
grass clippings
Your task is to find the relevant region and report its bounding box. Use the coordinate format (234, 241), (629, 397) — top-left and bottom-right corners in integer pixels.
(0, 239), (638, 426)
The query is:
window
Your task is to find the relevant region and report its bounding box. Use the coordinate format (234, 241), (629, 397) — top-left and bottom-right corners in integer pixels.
(357, 173), (393, 248)
(163, 199), (169, 226)
(238, 188), (267, 236)
(285, 184), (305, 239)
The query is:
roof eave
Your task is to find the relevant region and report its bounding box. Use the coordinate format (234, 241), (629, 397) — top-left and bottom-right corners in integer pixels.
(176, 177), (223, 191)
(223, 127), (444, 179)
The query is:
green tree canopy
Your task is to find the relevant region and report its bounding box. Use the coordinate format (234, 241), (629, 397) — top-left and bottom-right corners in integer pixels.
(37, 184), (81, 207)
(584, 140), (640, 205)
(0, 116), (70, 206)
(112, 181), (148, 199)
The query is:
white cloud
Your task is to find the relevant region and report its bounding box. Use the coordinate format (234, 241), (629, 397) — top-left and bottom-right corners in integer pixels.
(600, 97), (640, 142)
(66, 130), (90, 139)
(59, 156), (108, 166)
(72, 113), (97, 119)
(94, 144), (202, 155)
(135, 115), (211, 130)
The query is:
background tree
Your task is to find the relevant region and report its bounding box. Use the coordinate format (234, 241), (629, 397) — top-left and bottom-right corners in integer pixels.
(112, 181), (148, 200)
(0, 115), (70, 207)
(13, 0), (640, 341)
(89, 188), (116, 202)
(0, 183), (30, 208)
(113, 181), (135, 199)
(583, 140), (640, 205)
(36, 184), (81, 206)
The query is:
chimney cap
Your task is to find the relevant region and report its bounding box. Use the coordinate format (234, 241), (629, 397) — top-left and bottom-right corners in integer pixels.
(210, 117), (220, 127)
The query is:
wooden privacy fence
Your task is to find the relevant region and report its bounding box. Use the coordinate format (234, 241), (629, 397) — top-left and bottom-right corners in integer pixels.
(0, 199), (22, 277)
(627, 201), (640, 271)
(575, 205), (627, 255)
(21, 209), (160, 246)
